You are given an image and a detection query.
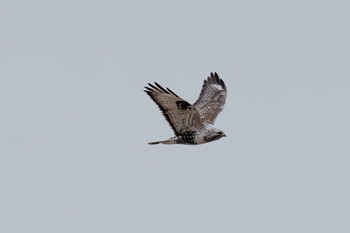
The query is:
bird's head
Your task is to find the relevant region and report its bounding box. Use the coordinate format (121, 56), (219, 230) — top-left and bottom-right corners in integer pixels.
(206, 129), (226, 142)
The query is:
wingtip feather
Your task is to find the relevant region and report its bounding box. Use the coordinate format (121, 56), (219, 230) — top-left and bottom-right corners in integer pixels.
(144, 81), (179, 97)
(206, 72), (226, 91)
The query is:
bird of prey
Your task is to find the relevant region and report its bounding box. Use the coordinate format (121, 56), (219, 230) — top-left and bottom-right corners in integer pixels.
(144, 72), (227, 145)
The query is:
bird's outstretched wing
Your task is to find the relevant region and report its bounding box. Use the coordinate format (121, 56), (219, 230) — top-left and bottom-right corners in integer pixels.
(194, 72), (227, 125)
(145, 82), (205, 135)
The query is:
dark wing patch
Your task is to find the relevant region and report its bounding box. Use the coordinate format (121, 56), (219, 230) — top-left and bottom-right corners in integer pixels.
(194, 72), (227, 125)
(145, 82), (205, 135)
(176, 100), (191, 110)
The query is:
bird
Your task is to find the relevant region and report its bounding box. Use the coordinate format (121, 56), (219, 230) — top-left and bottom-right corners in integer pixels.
(144, 72), (227, 145)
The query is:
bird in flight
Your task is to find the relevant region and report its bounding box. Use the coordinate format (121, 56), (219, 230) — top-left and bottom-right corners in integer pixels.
(144, 72), (227, 145)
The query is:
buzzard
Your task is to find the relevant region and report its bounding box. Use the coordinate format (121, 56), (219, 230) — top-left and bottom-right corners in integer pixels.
(144, 72), (227, 145)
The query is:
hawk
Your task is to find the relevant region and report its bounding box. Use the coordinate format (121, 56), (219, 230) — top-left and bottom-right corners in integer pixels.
(144, 72), (227, 145)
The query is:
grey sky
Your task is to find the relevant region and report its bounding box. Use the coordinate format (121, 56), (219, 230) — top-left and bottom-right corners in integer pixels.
(1, 0), (349, 232)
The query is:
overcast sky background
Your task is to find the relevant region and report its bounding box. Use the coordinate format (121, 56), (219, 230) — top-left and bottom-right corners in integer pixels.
(1, 0), (349, 232)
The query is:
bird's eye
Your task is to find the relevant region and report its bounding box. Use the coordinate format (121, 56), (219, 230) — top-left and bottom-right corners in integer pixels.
(218, 132), (222, 135)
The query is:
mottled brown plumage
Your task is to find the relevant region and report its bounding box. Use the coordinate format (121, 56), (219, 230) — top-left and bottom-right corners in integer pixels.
(144, 72), (227, 145)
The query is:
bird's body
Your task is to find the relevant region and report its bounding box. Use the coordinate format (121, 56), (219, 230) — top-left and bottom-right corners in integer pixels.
(144, 72), (227, 145)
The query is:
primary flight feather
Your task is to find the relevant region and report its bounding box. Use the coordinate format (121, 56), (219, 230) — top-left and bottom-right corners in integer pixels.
(144, 72), (227, 145)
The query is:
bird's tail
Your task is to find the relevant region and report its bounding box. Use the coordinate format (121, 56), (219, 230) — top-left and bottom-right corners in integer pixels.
(148, 138), (178, 145)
